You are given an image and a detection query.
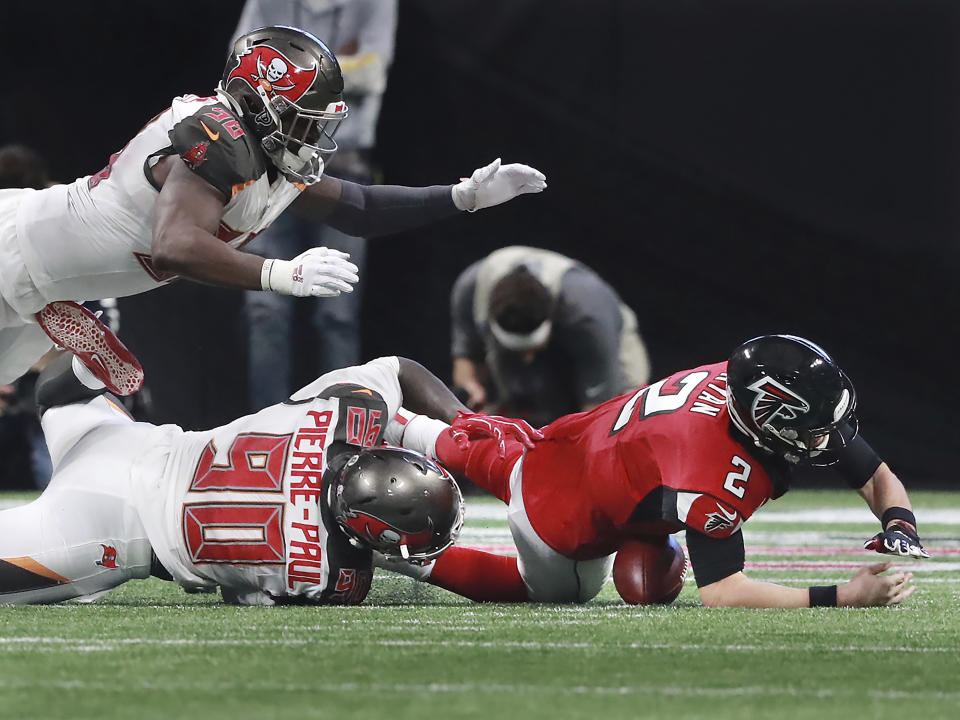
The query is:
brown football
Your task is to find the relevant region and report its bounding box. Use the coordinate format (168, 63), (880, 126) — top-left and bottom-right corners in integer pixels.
(613, 535), (688, 605)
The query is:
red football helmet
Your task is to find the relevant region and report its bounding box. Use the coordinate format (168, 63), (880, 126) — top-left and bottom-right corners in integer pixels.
(219, 25), (348, 184)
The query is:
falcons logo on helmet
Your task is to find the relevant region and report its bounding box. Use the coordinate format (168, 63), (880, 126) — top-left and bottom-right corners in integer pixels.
(746, 376), (810, 427)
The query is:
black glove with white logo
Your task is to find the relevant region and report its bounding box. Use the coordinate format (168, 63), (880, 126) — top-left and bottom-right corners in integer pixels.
(864, 521), (930, 559)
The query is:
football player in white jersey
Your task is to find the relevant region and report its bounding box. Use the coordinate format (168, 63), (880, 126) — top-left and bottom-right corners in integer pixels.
(0, 352), (537, 605)
(0, 25), (546, 397)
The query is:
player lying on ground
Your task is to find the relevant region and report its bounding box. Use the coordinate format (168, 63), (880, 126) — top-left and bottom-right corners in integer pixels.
(384, 335), (928, 608)
(0, 353), (532, 605)
(0, 25), (545, 396)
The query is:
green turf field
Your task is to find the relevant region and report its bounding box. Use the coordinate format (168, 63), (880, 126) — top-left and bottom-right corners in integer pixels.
(0, 489), (957, 720)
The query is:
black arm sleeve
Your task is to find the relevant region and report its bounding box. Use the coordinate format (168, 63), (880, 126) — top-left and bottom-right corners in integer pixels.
(324, 180), (460, 238)
(34, 353), (107, 415)
(835, 435), (883, 489)
(686, 529), (746, 588)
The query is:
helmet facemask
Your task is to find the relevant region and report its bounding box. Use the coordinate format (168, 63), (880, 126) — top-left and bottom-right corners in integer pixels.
(755, 397), (858, 467)
(254, 88), (347, 184)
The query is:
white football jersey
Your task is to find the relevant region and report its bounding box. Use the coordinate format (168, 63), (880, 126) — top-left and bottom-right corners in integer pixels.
(137, 357), (403, 605)
(13, 93), (304, 310)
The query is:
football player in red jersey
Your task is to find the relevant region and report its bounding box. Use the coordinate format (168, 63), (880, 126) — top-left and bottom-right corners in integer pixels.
(386, 335), (928, 608)
(0, 25), (545, 397)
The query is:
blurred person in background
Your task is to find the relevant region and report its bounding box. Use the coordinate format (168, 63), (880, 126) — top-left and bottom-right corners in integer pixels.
(233, 0), (399, 410)
(0, 26), (545, 405)
(451, 246), (651, 427)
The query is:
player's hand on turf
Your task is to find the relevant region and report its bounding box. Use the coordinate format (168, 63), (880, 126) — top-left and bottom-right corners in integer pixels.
(839, 562), (915, 607)
(864, 521), (930, 559)
(452, 158), (547, 212)
(262, 247), (360, 297)
(450, 410), (544, 457)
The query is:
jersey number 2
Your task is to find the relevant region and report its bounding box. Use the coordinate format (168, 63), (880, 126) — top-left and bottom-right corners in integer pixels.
(723, 456), (752, 499)
(611, 370), (710, 434)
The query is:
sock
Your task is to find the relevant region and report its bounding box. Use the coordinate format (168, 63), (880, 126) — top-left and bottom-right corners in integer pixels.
(428, 546), (529, 602)
(72, 355), (105, 390)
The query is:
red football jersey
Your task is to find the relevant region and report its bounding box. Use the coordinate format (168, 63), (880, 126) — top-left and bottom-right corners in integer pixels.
(512, 362), (787, 559)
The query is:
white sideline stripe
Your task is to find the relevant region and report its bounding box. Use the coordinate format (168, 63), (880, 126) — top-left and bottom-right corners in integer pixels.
(0, 636), (955, 656)
(0, 677), (953, 701)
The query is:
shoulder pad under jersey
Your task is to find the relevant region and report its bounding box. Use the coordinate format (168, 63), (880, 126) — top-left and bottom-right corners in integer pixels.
(169, 103), (266, 198)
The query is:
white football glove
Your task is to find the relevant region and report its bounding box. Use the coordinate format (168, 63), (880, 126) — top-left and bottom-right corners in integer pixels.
(452, 158), (547, 212)
(261, 247), (360, 297)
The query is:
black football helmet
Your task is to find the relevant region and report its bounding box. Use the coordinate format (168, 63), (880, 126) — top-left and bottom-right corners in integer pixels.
(726, 335), (857, 466)
(219, 25), (348, 184)
(330, 447), (465, 564)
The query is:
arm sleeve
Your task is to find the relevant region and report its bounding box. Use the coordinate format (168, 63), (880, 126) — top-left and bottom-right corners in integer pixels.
(835, 434), (883, 489)
(556, 268), (624, 407)
(685, 529), (746, 588)
(323, 179), (459, 238)
(450, 264), (485, 360)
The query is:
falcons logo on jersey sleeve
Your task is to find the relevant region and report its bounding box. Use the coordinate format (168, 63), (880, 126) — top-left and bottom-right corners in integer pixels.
(676, 492), (743, 537)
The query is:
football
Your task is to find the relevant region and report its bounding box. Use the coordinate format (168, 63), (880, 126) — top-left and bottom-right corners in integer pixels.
(613, 535), (688, 605)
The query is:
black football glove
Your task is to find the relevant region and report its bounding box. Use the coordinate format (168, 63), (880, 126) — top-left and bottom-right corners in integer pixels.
(864, 521), (930, 559)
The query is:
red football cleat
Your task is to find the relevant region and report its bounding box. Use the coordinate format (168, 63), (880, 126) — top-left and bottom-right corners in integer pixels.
(34, 301), (144, 396)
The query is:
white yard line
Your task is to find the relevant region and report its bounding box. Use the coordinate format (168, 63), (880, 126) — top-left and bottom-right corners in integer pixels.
(0, 635), (955, 656)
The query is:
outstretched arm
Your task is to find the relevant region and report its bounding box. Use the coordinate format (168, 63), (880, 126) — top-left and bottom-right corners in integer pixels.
(292, 159), (547, 237)
(698, 564), (915, 608)
(151, 156), (263, 288)
(689, 529), (915, 608)
(152, 158), (358, 296)
(835, 434), (928, 558)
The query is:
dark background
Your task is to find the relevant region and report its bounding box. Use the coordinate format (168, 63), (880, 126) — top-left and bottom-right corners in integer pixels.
(2, 1), (957, 486)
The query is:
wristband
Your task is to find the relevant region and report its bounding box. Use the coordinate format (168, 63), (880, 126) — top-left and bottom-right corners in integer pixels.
(400, 413), (448, 459)
(260, 259), (274, 291)
(261, 258), (294, 295)
(809, 585), (838, 607)
(881, 507), (916, 529)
